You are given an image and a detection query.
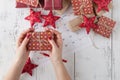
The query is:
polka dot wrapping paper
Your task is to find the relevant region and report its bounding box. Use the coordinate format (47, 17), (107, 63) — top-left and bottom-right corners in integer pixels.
(16, 0), (44, 8)
(68, 15), (116, 38)
(27, 30), (54, 51)
(94, 16), (116, 38)
(71, 0), (95, 17)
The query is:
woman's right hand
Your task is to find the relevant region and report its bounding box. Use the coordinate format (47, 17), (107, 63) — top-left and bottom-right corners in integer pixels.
(48, 29), (63, 64)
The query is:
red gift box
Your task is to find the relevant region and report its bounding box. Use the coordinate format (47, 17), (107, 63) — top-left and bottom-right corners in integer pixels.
(94, 16), (116, 38)
(16, 0), (44, 8)
(44, 0), (63, 10)
(71, 0), (94, 17)
(27, 30), (54, 51)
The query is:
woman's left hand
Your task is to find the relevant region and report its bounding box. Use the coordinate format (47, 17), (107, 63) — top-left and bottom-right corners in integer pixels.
(16, 28), (34, 61)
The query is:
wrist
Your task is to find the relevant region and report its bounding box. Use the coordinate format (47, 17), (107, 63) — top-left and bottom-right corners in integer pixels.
(51, 59), (63, 65)
(15, 56), (28, 63)
(16, 52), (29, 61)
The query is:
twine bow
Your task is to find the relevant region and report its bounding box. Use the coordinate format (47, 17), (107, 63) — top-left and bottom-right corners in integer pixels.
(79, 1), (86, 15)
(31, 32), (50, 50)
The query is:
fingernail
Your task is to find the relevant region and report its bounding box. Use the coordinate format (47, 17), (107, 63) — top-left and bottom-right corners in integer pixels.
(26, 34), (31, 39)
(29, 28), (34, 31)
(48, 37), (52, 40)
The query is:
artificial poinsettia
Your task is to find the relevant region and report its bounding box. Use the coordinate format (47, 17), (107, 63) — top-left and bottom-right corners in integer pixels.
(93, 0), (112, 12)
(22, 57), (38, 76)
(80, 16), (98, 34)
(25, 9), (42, 27)
(42, 10), (60, 28)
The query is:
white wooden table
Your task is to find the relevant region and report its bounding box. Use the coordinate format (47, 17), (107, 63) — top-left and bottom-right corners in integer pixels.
(0, 0), (120, 80)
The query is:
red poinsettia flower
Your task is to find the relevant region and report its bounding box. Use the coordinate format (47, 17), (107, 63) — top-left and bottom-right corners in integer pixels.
(25, 9), (42, 27)
(22, 57), (38, 76)
(42, 10), (60, 28)
(93, 0), (112, 12)
(80, 16), (98, 34)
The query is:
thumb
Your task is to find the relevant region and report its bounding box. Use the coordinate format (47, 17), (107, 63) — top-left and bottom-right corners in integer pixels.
(48, 37), (57, 48)
(21, 34), (30, 47)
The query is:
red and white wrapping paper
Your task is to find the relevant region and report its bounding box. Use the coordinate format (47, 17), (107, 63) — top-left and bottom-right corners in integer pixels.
(71, 0), (94, 17)
(16, 0), (43, 8)
(94, 16), (116, 38)
(27, 30), (54, 51)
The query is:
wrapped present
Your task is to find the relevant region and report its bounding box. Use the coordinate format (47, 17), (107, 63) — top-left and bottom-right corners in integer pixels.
(68, 15), (97, 32)
(71, 0), (95, 17)
(44, 0), (63, 10)
(16, 0), (44, 8)
(55, 0), (71, 15)
(27, 30), (54, 51)
(94, 16), (116, 38)
(93, 0), (112, 16)
(68, 17), (83, 32)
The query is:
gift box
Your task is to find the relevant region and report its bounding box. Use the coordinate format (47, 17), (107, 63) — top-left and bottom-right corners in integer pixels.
(27, 30), (54, 51)
(93, 0), (112, 16)
(16, 0), (44, 8)
(71, 0), (95, 17)
(44, 0), (63, 10)
(68, 17), (83, 32)
(55, 0), (71, 15)
(94, 16), (116, 38)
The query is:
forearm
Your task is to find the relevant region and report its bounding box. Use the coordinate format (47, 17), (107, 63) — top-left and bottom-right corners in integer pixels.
(52, 61), (71, 80)
(4, 57), (27, 80)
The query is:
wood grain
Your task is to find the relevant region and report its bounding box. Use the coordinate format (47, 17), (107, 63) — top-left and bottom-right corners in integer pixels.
(0, 0), (119, 80)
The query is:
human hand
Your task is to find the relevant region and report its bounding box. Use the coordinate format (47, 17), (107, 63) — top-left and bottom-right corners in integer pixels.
(16, 28), (34, 61)
(47, 29), (63, 64)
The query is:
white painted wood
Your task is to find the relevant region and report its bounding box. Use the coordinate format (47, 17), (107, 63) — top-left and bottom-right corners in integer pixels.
(74, 4), (114, 80)
(0, 0), (119, 80)
(112, 0), (120, 80)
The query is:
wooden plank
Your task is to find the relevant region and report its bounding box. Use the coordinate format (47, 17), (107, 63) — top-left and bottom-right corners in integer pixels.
(75, 7), (113, 80)
(112, 0), (120, 80)
(36, 8), (75, 80)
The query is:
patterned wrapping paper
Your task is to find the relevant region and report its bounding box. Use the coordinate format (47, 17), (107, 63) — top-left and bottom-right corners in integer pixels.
(27, 30), (54, 51)
(16, 0), (43, 8)
(94, 16), (116, 38)
(44, 0), (63, 10)
(71, 0), (95, 17)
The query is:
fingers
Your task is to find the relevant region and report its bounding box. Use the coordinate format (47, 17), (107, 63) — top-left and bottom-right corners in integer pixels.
(21, 33), (31, 47)
(51, 29), (63, 48)
(48, 37), (57, 48)
(17, 28), (34, 47)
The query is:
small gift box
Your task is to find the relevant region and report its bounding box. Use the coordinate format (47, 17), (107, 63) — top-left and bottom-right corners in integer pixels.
(68, 17), (83, 32)
(44, 0), (63, 10)
(93, 0), (112, 16)
(94, 16), (116, 38)
(55, 0), (71, 15)
(16, 0), (44, 8)
(27, 30), (54, 51)
(71, 0), (95, 17)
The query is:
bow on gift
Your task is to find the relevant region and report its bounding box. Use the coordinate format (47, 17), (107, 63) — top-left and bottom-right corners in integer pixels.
(16, 0), (40, 7)
(80, 15), (98, 34)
